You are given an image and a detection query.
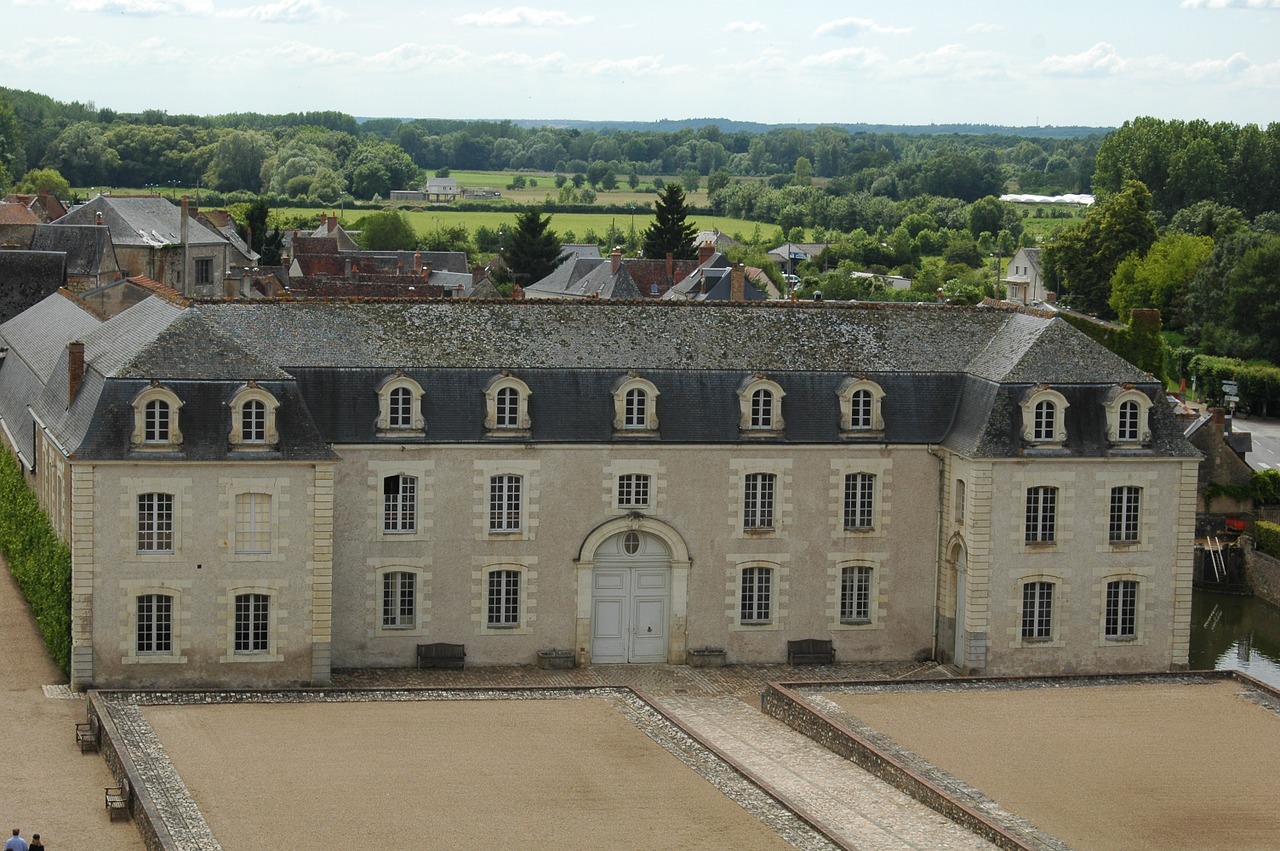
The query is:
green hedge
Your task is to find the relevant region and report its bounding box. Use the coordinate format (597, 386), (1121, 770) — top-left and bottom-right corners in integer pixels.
(1255, 520), (1280, 560)
(1188, 354), (1280, 415)
(1060, 309), (1166, 382)
(0, 450), (71, 675)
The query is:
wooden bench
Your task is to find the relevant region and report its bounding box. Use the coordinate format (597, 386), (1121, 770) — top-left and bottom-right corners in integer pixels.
(787, 638), (835, 665)
(416, 642), (465, 669)
(76, 719), (99, 753)
(105, 778), (131, 821)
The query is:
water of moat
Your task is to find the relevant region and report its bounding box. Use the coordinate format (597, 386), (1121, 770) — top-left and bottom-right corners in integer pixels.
(1190, 589), (1280, 690)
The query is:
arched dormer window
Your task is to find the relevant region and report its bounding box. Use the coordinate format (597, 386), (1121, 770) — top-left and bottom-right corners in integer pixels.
(376, 372), (425, 435)
(738, 374), (785, 436)
(1019, 386), (1068, 446)
(484, 373), (531, 437)
(836, 377), (885, 436)
(1104, 386), (1153, 447)
(612, 373), (660, 436)
(131, 383), (183, 450)
(228, 383), (280, 449)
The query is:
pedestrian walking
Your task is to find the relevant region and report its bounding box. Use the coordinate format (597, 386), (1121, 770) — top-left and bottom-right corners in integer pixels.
(4, 828), (27, 851)
(25, 835), (42, 851)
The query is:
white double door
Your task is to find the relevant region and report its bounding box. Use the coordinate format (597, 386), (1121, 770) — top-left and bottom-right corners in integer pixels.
(591, 564), (669, 664)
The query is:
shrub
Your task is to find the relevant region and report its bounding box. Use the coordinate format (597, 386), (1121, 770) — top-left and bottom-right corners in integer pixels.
(1254, 520), (1280, 559)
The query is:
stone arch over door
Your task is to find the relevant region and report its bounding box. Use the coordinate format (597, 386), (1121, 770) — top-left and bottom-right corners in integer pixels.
(938, 535), (967, 668)
(575, 516), (691, 665)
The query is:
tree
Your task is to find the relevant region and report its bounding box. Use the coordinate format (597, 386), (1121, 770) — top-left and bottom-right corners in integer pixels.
(203, 130), (270, 193)
(1186, 232), (1280, 362)
(503, 207), (566, 285)
(354, 209), (417, 251)
(15, 167), (71, 198)
(236, 197), (284, 266)
(642, 183), (698, 260)
(1108, 232), (1212, 327)
(40, 121), (119, 187)
(0, 96), (25, 188)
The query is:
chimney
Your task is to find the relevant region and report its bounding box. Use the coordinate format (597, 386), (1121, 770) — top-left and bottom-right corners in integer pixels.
(512, 284), (525, 300)
(730, 264), (745, 303)
(180, 195), (190, 294)
(698, 241), (713, 265)
(666, 252), (673, 280)
(421, 263), (430, 279)
(67, 341), (85, 406)
(327, 214), (337, 233)
(413, 250), (422, 274)
(610, 248), (622, 275)
(94, 211), (103, 226)
(396, 257), (404, 276)
(345, 258), (354, 280)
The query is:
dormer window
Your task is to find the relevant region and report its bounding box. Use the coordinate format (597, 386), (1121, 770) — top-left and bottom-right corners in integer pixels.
(484, 373), (531, 437)
(1020, 386), (1068, 446)
(738, 374), (785, 436)
(612, 373), (660, 436)
(836, 377), (885, 436)
(228, 383), (280, 450)
(1104, 386), (1153, 447)
(376, 373), (425, 435)
(130, 384), (183, 451)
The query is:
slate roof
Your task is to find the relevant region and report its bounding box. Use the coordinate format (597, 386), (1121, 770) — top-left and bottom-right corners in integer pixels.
(0, 251), (67, 323)
(57, 195), (227, 247)
(31, 224), (119, 279)
(0, 202), (40, 225)
(525, 257), (606, 298)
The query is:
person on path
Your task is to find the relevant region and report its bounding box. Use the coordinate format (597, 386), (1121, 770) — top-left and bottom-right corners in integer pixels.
(25, 836), (41, 851)
(4, 829), (27, 851)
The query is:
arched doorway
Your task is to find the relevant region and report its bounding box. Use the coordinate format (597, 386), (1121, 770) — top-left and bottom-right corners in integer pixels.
(952, 540), (967, 669)
(576, 516), (691, 665)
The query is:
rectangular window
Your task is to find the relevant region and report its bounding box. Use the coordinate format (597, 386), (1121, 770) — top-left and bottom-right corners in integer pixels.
(840, 566), (872, 623)
(234, 593), (270, 652)
(136, 593), (173, 654)
(617, 473), (650, 508)
(1105, 580), (1138, 638)
(383, 474), (417, 533)
(242, 400), (266, 443)
(495, 387), (519, 428)
(382, 571), (416, 629)
(1109, 486), (1141, 543)
(487, 569), (520, 626)
(850, 390), (872, 429)
(488, 475), (522, 532)
(1033, 400), (1056, 441)
(388, 387), (413, 428)
(954, 479), (966, 524)
(624, 388), (647, 429)
(144, 399), (170, 443)
(751, 389), (772, 428)
(743, 472), (775, 530)
(1118, 401), (1140, 441)
(1021, 581), (1054, 640)
(843, 473), (875, 530)
(1025, 486), (1057, 543)
(740, 566), (773, 624)
(137, 492), (174, 553)
(234, 492), (271, 553)
(195, 257), (212, 286)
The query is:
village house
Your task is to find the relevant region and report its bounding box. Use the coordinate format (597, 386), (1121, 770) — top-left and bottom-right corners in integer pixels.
(1004, 247), (1046, 305)
(0, 293), (1198, 690)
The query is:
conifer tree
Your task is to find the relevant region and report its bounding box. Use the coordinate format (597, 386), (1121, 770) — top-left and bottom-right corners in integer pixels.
(642, 183), (698, 260)
(504, 207), (565, 284)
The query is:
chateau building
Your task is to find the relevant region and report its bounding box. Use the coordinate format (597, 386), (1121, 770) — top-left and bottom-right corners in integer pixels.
(0, 291), (1199, 689)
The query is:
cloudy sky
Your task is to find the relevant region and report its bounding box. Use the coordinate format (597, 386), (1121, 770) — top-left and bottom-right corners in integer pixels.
(4, 0), (1278, 127)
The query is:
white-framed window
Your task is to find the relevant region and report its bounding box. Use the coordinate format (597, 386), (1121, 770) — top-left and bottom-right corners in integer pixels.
(617, 473), (651, 509)
(743, 472), (776, 530)
(1104, 386), (1153, 446)
(228, 384), (280, 449)
(1105, 579), (1138, 639)
(233, 593), (270, 653)
(484, 373), (532, 435)
(382, 571), (416, 629)
(137, 492), (175, 553)
(1019, 386), (1068, 445)
(737, 375), (785, 435)
(383, 474), (417, 533)
(130, 385), (183, 450)
(843, 473), (875, 530)
(836, 377), (885, 434)
(376, 373), (425, 434)
(234, 492), (272, 553)
(612, 374), (660, 435)
(1025, 486), (1057, 544)
(954, 479), (966, 524)
(840, 565), (873, 624)
(489, 474), (522, 532)
(1021, 581), (1054, 640)
(1109, 486), (1142, 543)
(486, 569), (520, 627)
(740, 566), (773, 624)
(136, 593), (173, 654)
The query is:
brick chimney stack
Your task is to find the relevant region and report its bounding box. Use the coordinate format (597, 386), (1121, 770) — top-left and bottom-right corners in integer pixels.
(327, 215), (337, 233)
(666, 252), (673, 280)
(610, 249), (622, 275)
(698, 241), (714, 265)
(67, 341), (85, 406)
(730, 264), (745, 303)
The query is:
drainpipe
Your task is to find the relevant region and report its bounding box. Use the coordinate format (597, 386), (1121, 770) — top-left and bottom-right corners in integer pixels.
(180, 195), (190, 294)
(928, 444), (946, 665)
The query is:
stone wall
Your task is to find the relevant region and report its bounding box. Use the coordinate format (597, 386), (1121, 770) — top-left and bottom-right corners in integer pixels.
(1243, 536), (1280, 608)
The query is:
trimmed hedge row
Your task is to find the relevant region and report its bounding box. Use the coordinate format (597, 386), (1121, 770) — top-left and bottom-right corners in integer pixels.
(1060, 309), (1166, 382)
(1255, 520), (1280, 560)
(1188, 354), (1280, 415)
(0, 450), (71, 676)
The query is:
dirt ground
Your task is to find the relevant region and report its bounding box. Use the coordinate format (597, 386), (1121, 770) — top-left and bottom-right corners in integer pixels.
(143, 699), (794, 849)
(0, 561), (142, 849)
(827, 681), (1280, 851)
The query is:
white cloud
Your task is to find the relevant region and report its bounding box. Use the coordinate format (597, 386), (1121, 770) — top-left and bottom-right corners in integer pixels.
(66, 0), (212, 14)
(455, 6), (593, 27)
(220, 0), (345, 23)
(899, 44), (1007, 80)
(813, 17), (910, 37)
(1186, 51), (1253, 78)
(1181, 0), (1280, 9)
(589, 55), (684, 76)
(966, 22), (1003, 34)
(799, 46), (884, 69)
(271, 40), (361, 66)
(725, 21), (766, 33)
(1040, 42), (1128, 76)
